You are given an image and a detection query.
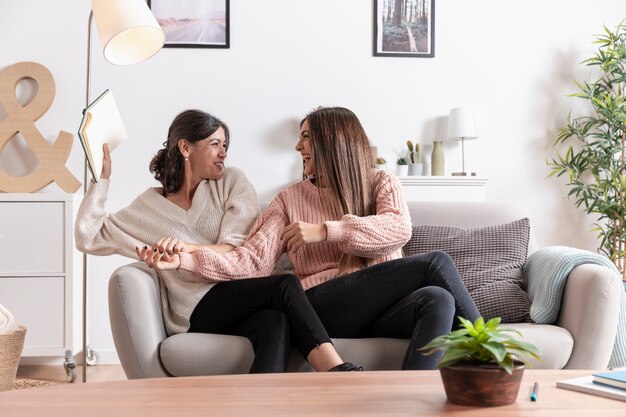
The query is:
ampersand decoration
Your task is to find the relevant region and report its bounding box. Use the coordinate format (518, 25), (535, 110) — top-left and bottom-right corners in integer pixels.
(0, 62), (80, 193)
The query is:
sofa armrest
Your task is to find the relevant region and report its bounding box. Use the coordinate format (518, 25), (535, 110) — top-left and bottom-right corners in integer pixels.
(557, 264), (621, 369)
(108, 262), (170, 379)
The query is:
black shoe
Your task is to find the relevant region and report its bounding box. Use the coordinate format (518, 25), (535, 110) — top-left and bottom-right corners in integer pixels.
(328, 362), (364, 372)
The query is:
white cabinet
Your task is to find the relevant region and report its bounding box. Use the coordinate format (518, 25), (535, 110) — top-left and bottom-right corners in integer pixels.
(0, 194), (72, 356)
(398, 176), (489, 201)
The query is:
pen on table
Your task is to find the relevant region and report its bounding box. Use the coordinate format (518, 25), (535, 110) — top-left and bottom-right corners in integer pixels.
(530, 382), (539, 402)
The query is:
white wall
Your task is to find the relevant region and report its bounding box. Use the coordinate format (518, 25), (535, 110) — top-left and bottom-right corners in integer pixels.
(2, 0), (623, 364)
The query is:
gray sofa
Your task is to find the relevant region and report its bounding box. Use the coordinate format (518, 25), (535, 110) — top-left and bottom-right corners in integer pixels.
(108, 202), (623, 378)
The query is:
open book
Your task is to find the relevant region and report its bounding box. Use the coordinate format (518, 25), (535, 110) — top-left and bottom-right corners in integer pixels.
(78, 89), (127, 182)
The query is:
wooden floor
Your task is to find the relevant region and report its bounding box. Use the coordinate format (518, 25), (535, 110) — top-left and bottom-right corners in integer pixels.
(16, 364), (127, 384)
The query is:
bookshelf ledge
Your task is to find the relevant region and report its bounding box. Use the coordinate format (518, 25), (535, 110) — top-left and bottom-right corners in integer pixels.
(397, 176), (489, 202)
(398, 176), (489, 187)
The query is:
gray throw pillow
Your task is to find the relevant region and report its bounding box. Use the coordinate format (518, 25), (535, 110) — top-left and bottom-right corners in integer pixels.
(402, 218), (531, 323)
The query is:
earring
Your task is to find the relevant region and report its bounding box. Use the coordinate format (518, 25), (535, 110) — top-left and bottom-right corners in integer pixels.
(184, 157), (189, 161)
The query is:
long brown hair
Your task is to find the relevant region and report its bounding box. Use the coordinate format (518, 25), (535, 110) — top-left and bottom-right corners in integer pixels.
(304, 107), (376, 273)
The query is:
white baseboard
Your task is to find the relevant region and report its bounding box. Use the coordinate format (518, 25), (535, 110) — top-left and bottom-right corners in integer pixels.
(20, 349), (120, 366)
(19, 356), (67, 366)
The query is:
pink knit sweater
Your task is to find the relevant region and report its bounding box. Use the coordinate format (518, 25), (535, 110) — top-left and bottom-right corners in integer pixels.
(179, 169), (412, 290)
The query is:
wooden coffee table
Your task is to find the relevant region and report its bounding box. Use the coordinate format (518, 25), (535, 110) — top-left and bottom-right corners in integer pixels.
(0, 370), (624, 416)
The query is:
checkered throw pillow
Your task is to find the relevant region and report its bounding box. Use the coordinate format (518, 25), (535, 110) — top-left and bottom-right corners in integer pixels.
(402, 218), (531, 323)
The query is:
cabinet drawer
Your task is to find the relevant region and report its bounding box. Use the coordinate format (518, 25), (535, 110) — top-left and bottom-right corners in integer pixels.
(0, 277), (65, 355)
(0, 202), (65, 273)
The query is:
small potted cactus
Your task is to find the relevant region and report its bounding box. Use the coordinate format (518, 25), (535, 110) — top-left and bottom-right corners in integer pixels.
(396, 157), (409, 176)
(406, 140), (423, 176)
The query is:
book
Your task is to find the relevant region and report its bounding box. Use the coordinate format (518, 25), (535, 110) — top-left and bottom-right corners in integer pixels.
(78, 89), (127, 182)
(593, 370), (626, 390)
(556, 375), (626, 402)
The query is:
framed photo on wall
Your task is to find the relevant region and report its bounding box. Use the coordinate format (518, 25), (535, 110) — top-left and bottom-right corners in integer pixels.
(148, 0), (230, 48)
(374, 0), (435, 57)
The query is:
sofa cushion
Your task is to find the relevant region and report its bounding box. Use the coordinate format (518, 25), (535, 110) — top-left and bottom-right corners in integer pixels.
(160, 333), (254, 376)
(506, 323), (573, 369)
(160, 326), (571, 374)
(287, 338), (408, 372)
(403, 218), (531, 323)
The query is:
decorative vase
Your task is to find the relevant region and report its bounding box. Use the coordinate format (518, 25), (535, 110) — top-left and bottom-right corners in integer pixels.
(396, 165), (408, 177)
(439, 362), (525, 406)
(431, 141), (444, 176)
(408, 163), (423, 176)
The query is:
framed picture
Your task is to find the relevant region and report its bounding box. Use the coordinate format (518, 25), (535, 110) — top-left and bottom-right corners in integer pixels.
(148, 0), (229, 49)
(373, 0), (435, 58)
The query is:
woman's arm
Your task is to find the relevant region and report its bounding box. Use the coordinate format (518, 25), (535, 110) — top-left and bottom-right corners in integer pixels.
(324, 171), (412, 257)
(215, 167), (261, 247)
(74, 145), (148, 259)
(143, 197), (289, 282)
(153, 238), (236, 255)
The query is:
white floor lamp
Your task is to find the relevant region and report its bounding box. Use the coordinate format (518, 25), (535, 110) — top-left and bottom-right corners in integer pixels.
(80, 0), (164, 383)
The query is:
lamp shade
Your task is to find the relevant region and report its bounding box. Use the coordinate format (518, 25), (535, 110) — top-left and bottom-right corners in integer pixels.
(92, 0), (165, 66)
(447, 107), (479, 141)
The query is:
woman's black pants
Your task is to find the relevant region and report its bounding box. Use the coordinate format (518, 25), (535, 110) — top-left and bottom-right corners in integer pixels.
(305, 251), (480, 370)
(189, 274), (331, 373)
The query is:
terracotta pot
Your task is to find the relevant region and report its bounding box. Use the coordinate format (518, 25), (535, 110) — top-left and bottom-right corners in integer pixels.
(439, 362), (525, 406)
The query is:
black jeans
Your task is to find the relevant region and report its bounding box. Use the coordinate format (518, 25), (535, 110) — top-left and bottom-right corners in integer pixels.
(188, 274), (331, 373)
(305, 251), (480, 370)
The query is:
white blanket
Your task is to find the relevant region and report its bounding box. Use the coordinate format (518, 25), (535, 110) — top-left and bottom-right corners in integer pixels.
(0, 303), (19, 335)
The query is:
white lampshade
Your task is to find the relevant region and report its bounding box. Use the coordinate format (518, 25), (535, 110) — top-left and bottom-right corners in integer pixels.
(92, 0), (165, 66)
(447, 107), (479, 141)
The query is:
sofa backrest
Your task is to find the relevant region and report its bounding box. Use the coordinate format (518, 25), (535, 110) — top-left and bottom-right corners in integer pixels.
(406, 201), (537, 254)
(260, 199), (538, 254)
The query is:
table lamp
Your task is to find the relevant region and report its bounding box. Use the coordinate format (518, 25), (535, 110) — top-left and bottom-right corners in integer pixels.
(447, 107), (479, 176)
(79, 0), (164, 383)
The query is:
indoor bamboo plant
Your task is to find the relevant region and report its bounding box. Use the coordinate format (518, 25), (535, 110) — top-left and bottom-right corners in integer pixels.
(547, 20), (626, 280)
(420, 317), (541, 406)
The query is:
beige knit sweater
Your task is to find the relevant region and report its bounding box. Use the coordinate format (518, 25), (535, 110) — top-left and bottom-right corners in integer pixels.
(74, 167), (260, 335)
(179, 169), (412, 290)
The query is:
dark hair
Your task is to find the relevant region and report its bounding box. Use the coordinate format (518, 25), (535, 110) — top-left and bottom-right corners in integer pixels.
(150, 109), (230, 195)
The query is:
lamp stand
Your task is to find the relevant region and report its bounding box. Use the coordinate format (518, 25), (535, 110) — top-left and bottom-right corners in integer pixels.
(73, 0), (163, 383)
(80, 10), (94, 384)
(452, 137), (476, 176)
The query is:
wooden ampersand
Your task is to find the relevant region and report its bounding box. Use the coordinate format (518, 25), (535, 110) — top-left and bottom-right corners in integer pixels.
(0, 62), (80, 193)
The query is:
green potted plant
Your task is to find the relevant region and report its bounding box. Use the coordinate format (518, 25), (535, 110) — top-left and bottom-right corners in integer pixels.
(396, 157), (409, 176)
(375, 157), (387, 170)
(547, 21), (626, 280)
(420, 317), (541, 406)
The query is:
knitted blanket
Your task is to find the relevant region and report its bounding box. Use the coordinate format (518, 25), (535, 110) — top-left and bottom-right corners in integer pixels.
(523, 246), (625, 368)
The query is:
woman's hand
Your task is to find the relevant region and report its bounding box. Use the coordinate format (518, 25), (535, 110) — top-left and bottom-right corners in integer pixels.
(136, 246), (181, 270)
(281, 221), (327, 252)
(100, 143), (112, 180)
(154, 237), (196, 255)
